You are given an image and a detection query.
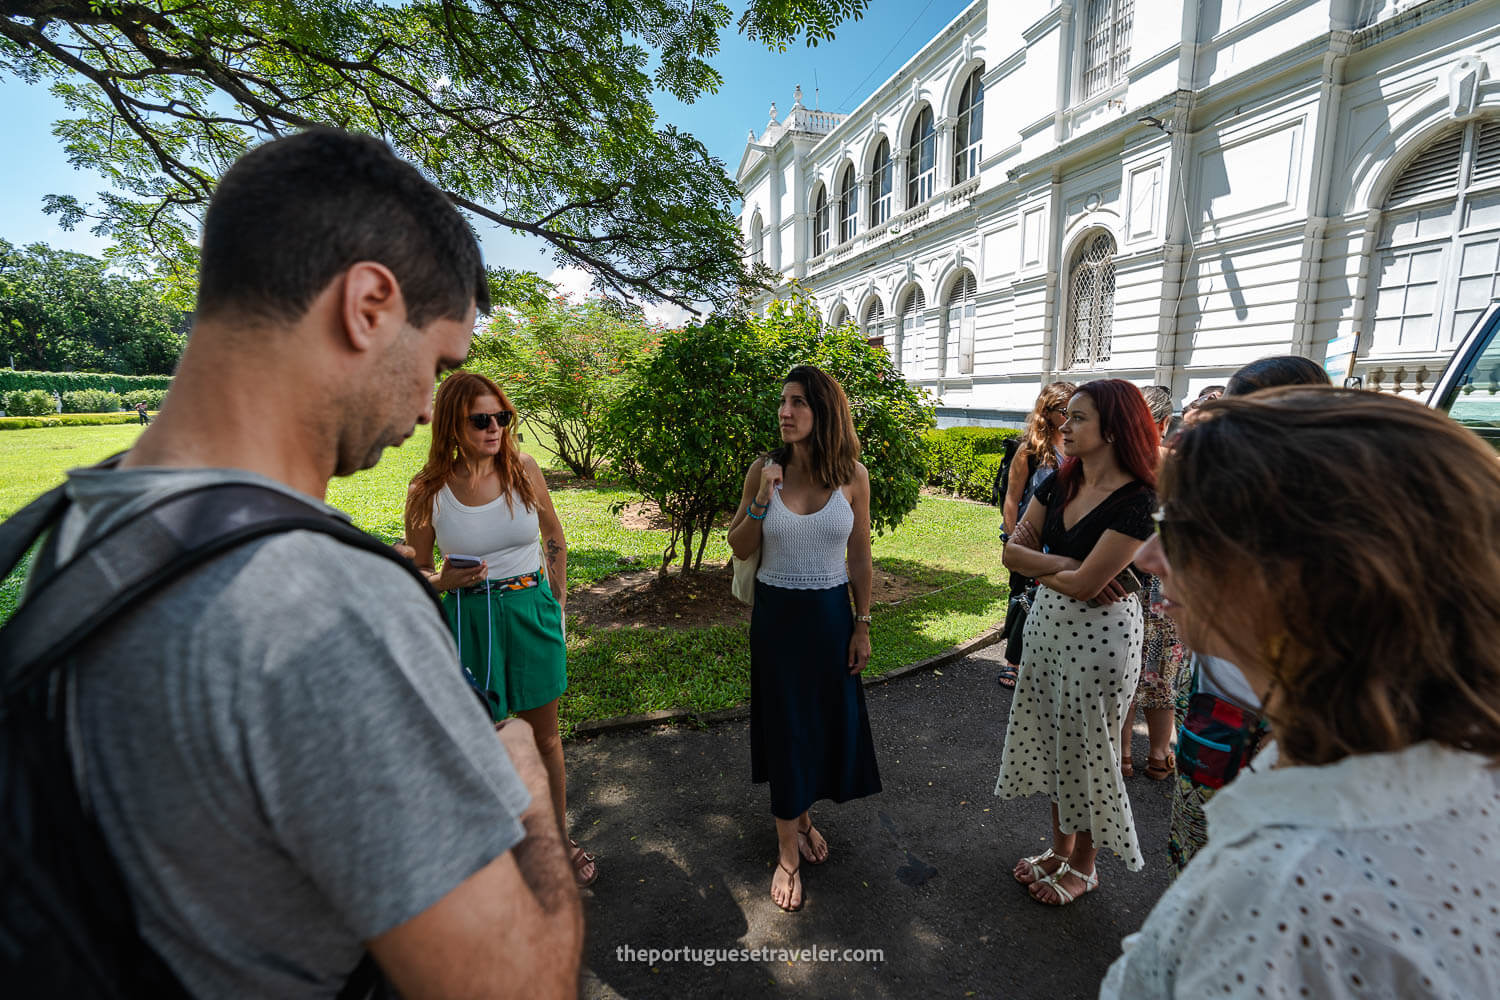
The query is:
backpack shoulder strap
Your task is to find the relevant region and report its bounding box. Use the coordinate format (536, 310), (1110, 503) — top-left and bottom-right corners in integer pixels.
(0, 482), (72, 582)
(0, 482), (444, 699)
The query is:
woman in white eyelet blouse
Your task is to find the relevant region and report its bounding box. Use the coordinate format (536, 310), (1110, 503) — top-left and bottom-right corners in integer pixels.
(1102, 387), (1500, 1000)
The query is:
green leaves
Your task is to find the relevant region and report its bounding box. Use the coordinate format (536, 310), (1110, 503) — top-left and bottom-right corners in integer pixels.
(0, 238), (186, 375)
(599, 289), (934, 574)
(3, 0), (867, 310)
(466, 296), (656, 478)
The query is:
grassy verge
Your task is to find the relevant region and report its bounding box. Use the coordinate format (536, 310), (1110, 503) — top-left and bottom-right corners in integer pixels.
(0, 424), (1007, 737)
(560, 494), (1006, 735)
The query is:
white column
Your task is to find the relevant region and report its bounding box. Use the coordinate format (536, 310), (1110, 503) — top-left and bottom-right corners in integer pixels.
(936, 118), (957, 194)
(893, 145), (909, 214)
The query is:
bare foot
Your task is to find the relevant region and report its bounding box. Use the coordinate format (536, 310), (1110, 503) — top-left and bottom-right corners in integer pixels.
(1013, 849), (1065, 886)
(771, 859), (802, 912)
(796, 821), (829, 865)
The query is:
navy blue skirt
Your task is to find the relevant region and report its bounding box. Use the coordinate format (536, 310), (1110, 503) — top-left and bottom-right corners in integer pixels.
(750, 580), (883, 819)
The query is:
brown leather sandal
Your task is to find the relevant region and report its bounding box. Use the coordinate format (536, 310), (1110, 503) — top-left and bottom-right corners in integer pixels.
(569, 839), (599, 887)
(773, 860), (803, 912)
(1121, 753), (1134, 778)
(1144, 755), (1173, 781)
(796, 820), (829, 865)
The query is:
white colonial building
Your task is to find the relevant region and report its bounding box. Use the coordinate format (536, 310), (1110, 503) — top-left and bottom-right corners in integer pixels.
(737, 0), (1500, 423)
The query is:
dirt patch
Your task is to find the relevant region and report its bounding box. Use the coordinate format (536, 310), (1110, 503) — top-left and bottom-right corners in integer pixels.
(615, 499), (734, 532)
(617, 501), (672, 531)
(566, 562), (938, 630)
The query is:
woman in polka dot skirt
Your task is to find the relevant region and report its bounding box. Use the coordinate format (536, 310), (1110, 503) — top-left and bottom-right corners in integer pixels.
(995, 379), (1160, 905)
(1102, 387), (1500, 998)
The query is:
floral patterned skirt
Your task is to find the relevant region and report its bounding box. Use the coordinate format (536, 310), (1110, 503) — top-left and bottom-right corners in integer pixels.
(1134, 577), (1185, 710)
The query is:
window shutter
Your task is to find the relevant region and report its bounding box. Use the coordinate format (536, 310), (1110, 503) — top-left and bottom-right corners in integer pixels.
(1388, 129), (1464, 208)
(1471, 120), (1500, 189)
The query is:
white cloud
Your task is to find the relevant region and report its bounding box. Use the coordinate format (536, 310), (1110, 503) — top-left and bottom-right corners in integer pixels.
(543, 265), (698, 329)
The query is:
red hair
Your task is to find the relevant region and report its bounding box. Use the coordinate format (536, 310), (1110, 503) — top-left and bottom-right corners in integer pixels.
(406, 370), (534, 529)
(1054, 379), (1160, 505)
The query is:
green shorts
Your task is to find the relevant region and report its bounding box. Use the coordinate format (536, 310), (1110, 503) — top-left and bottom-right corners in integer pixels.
(443, 576), (567, 720)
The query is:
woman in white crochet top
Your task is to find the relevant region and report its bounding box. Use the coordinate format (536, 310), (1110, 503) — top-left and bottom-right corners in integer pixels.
(727, 365), (881, 913)
(1103, 387), (1500, 998)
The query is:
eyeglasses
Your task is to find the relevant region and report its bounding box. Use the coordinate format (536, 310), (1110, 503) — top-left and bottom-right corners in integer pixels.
(467, 411), (513, 431)
(1047, 405), (1069, 415)
(1151, 508), (1179, 560)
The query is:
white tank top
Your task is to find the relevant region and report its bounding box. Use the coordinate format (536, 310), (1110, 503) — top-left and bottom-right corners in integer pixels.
(431, 483), (541, 580)
(756, 485), (853, 589)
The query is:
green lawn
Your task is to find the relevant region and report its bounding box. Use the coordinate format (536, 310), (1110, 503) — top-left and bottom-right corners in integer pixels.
(1, 422), (1008, 735)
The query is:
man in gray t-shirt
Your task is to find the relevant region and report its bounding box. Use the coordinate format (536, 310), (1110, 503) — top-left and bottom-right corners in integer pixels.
(33, 131), (583, 997)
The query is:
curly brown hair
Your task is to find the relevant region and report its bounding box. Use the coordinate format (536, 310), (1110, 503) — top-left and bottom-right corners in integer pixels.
(1019, 381), (1075, 470)
(1161, 387), (1500, 765)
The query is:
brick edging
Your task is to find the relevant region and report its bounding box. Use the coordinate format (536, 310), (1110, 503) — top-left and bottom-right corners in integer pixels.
(569, 624), (1006, 739)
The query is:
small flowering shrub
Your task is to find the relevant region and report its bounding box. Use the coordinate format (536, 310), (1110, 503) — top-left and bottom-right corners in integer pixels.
(467, 297), (659, 479)
(601, 291), (934, 575)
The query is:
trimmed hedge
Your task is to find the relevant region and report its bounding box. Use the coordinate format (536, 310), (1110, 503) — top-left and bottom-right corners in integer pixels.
(0, 412), (146, 430)
(61, 389), (123, 414)
(3, 389), (57, 416)
(923, 426), (1021, 503)
(121, 388), (167, 410)
(0, 369), (173, 395)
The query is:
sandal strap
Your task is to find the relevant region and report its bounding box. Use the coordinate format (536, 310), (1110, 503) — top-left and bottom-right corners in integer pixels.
(778, 860), (800, 879)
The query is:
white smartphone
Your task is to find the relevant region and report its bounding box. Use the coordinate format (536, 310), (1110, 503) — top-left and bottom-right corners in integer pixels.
(446, 554), (482, 569)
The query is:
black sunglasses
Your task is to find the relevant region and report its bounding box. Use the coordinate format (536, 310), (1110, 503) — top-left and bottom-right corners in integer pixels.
(467, 411), (513, 431)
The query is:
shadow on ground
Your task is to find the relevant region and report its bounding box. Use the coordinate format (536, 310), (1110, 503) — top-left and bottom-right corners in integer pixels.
(566, 643), (1174, 999)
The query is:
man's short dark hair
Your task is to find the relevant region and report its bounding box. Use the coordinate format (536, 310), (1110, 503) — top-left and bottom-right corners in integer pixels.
(196, 129), (490, 327)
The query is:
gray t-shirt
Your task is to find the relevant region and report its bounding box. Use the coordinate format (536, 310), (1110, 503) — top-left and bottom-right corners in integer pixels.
(47, 466), (532, 997)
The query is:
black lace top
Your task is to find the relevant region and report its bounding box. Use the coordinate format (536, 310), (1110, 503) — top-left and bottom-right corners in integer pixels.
(1032, 472), (1156, 561)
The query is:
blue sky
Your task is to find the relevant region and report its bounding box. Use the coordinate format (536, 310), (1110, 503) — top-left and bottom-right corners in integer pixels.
(0, 1), (972, 306)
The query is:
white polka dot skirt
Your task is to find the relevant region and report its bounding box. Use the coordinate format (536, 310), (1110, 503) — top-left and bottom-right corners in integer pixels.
(995, 584), (1146, 871)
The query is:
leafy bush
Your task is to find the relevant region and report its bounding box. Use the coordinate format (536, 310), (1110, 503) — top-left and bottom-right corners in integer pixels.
(601, 292), (934, 575)
(0, 412), (144, 430)
(923, 427), (1021, 502)
(3, 389), (57, 417)
(121, 388), (166, 410)
(0, 369), (172, 395)
(61, 389), (123, 413)
(466, 298), (655, 479)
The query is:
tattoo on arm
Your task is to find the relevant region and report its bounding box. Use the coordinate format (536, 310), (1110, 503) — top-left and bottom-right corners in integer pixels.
(546, 538), (562, 571)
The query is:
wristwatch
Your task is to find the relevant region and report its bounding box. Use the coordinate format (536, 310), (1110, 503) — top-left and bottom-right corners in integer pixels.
(854, 613), (872, 624)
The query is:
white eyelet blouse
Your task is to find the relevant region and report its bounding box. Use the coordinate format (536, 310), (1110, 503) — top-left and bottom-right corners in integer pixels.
(1100, 740), (1500, 999)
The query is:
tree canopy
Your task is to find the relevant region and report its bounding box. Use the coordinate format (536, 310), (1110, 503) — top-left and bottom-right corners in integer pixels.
(0, 0), (868, 310)
(0, 238), (185, 374)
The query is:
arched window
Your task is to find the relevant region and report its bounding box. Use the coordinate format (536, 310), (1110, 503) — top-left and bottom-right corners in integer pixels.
(749, 213), (764, 265)
(954, 69), (984, 184)
(862, 297), (886, 350)
(900, 286), (927, 374)
(1371, 118), (1500, 357)
(838, 164), (859, 244)
(812, 185), (830, 257)
(944, 271), (978, 376)
(1064, 231), (1116, 369)
(870, 139), (894, 227)
(828, 304), (849, 329)
(1081, 0), (1134, 99)
(907, 107), (936, 207)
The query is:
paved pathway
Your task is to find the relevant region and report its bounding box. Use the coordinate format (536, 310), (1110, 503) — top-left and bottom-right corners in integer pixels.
(565, 643), (1174, 999)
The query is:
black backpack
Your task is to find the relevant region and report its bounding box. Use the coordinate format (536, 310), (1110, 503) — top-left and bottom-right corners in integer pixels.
(0, 470), (443, 998)
(991, 436), (1021, 507)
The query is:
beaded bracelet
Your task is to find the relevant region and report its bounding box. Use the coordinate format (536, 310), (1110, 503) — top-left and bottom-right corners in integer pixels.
(747, 509), (767, 521)
(748, 498), (770, 511)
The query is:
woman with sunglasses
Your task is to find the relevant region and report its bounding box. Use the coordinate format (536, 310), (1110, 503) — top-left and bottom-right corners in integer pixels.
(994, 379), (1160, 906)
(1102, 388), (1500, 998)
(997, 380), (1076, 689)
(404, 371), (596, 887)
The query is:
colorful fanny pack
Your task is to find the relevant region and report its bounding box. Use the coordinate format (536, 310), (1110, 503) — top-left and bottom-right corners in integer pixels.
(460, 570), (541, 594)
(1176, 660), (1269, 790)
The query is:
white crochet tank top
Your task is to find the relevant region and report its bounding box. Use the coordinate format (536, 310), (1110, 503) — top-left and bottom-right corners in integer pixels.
(756, 484), (853, 589)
